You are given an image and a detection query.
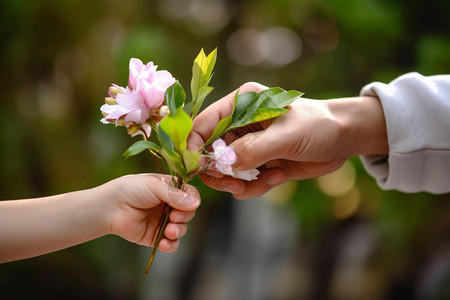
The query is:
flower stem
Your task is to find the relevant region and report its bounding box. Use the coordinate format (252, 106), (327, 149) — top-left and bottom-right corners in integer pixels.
(145, 204), (172, 276)
(152, 155), (166, 175)
(145, 175), (183, 276)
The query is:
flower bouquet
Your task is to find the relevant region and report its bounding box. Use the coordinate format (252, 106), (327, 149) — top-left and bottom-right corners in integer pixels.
(100, 48), (303, 275)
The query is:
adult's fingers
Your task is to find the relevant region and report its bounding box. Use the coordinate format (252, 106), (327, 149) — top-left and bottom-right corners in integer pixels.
(188, 82), (267, 151)
(230, 127), (287, 171)
(199, 167), (287, 200)
(198, 173), (245, 195)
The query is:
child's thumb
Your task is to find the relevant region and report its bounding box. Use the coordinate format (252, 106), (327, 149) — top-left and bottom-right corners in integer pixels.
(163, 185), (200, 211)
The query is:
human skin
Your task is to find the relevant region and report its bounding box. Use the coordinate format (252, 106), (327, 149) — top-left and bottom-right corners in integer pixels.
(188, 82), (389, 199)
(0, 174), (200, 263)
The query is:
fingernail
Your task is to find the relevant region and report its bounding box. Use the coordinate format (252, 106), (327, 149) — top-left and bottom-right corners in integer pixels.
(174, 227), (180, 239)
(266, 173), (284, 186)
(177, 194), (196, 208)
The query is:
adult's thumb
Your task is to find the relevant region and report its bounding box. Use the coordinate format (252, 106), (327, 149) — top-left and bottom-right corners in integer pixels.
(231, 129), (283, 171)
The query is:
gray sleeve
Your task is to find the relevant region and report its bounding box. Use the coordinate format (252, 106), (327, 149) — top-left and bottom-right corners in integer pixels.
(359, 72), (450, 194)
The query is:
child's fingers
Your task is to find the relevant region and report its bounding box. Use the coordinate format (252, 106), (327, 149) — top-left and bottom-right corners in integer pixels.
(158, 238), (180, 253)
(170, 210), (196, 223)
(164, 223), (188, 240)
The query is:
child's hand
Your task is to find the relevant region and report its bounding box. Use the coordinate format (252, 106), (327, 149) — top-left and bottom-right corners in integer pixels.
(97, 174), (201, 252)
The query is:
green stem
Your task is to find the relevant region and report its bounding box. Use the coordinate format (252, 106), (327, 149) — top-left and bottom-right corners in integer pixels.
(144, 175), (184, 276)
(145, 204), (172, 276)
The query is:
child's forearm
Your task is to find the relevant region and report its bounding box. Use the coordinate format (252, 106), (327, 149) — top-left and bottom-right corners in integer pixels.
(0, 189), (107, 263)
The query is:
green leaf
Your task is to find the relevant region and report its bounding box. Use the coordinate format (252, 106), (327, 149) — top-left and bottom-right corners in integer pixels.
(237, 88), (291, 126)
(230, 88), (303, 128)
(239, 92), (275, 124)
(160, 147), (187, 177)
(191, 49), (217, 98)
(231, 89), (239, 117)
(203, 115), (232, 148)
(183, 101), (193, 115)
(231, 91), (257, 126)
(158, 107), (192, 152)
(253, 87), (285, 108)
(191, 85), (214, 118)
(262, 90), (304, 109)
(204, 50), (217, 83)
(157, 126), (174, 151)
(249, 107), (289, 123)
(122, 140), (161, 159)
(229, 108), (289, 130)
(182, 149), (200, 173)
(255, 87), (285, 109)
(165, 81), (186, 116)
(190, 48), (217, 118)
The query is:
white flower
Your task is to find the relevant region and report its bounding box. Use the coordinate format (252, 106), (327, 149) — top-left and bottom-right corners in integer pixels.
(212, 138), (236, 176)
(233, 169), (260, 181)
(211, 138), (259, 181)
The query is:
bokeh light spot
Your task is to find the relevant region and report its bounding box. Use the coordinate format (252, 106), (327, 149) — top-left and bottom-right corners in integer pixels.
(263, 181), (297, 205)
(333, 187), (361, 219)
(226, 28), (265, 66)
(227, 26), (302, 67)
(158, 0), (230, 36)
(259, 27), (302, 66)
(317, 161), (356, 198)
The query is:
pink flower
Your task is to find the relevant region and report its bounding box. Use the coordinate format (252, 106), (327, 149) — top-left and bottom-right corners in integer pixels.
(100, 87), (152, 138)
(128, 58), (176, 111)
(101, 87), (149, 125)
(100, 58), (177, 138)
(128, 59), (157, 90)
(211, 138), (259, 181)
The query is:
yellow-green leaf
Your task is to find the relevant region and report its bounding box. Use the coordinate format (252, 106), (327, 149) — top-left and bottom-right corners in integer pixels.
(160, 147), (187, 177)
(203, 115), (232, 148)
(159, 107), (192, 152)
(182, 149), (200, 173)
(190, 48), (217, 117)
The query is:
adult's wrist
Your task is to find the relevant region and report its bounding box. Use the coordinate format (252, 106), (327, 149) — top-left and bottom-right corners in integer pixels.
(327, 96), (388, 158)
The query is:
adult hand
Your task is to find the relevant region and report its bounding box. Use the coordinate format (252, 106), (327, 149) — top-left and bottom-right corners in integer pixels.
(189, 82), (388, 199)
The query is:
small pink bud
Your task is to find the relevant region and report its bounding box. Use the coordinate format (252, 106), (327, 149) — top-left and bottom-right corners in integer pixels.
(159, 105), (170, 117)
(105, 97), (117, 105)
(108, 84), (125, 97)
(127, 124), (141, 136)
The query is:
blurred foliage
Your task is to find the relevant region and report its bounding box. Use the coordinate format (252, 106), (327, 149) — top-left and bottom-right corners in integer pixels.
(1, 0), (449, 299)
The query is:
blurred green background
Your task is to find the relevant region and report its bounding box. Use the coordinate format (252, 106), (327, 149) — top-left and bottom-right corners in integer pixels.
(1, 0), (449, 299)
